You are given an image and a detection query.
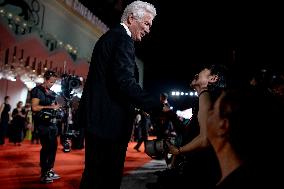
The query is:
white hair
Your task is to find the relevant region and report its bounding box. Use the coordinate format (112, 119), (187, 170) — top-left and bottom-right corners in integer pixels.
(121, 1), (157, 22)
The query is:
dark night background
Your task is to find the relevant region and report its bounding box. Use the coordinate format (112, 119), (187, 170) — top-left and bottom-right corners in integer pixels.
(80, 0), (284, 109)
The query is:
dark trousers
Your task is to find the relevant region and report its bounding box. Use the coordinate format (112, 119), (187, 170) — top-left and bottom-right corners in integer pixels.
(38, 124), (58, 174)
(31, 127), (40, 144)
(134, 137), (147, 150)
(80, 133), (128, 189)
(0, 121), (8, 144)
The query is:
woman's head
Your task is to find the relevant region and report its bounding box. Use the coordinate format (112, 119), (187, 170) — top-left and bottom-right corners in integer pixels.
(16, 101), (23, 108)
(4, 96), (10, 102)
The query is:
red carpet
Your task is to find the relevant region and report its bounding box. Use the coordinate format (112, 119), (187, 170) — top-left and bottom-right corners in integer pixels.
(0, 138), (152, 189)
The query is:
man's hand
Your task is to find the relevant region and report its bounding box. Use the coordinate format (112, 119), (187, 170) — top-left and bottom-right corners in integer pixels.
(50, 103), (61, 110)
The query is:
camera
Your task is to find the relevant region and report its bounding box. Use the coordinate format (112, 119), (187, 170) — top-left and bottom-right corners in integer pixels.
(61, 122), (80, 152)
(61, 129), (80, 152)
(144, 137), (176, 159)
(36, 108), (64, 124)
(59, 74), (82, 152)
(61, 74), (82, 100)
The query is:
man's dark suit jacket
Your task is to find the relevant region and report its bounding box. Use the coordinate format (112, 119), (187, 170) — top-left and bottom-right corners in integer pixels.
(78, 24), (159, 143)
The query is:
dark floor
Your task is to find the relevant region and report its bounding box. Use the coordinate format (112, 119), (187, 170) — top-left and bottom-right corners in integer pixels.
(121, 159), (167, 189)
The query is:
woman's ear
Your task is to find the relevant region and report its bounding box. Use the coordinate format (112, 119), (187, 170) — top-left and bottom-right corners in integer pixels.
(209, 75), (219, 83)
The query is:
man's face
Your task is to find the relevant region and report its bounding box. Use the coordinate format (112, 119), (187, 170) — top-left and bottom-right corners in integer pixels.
(129, 12), (153, 41)
(45, 76), (57, 89)
(160, 96), (166, 103)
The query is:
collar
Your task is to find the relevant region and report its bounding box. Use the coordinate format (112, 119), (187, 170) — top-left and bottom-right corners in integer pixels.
(120, 23), (131, 37)
(39, 84), (50, 93)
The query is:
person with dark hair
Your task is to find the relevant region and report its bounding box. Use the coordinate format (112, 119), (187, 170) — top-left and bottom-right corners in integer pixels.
(77, 1), (160, 189)
(160, 92), (168, 101)
(30, 70), (61, 184)
(166, 64), (228, 155)
(147, 64), (228, 189)
(205, 87), (284, 188)
(0, 96), (11, 145)
(152, 92), (174, 140)
(10, 101), (25, 146)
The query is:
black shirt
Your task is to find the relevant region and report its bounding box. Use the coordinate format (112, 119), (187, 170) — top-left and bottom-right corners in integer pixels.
(30, 85), (57, 125)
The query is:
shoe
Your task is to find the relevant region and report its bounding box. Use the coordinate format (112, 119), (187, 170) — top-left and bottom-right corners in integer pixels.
(47, 169), (61, 180)
(40, 174), (53, 184)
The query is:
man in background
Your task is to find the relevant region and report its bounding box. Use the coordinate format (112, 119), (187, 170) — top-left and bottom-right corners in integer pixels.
(31, 70), (61, 184)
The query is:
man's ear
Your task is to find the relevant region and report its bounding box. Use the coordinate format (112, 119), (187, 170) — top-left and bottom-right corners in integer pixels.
(127, 13), (135, 24)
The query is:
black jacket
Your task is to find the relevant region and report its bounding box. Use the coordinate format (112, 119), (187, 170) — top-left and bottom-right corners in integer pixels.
(78, 24), (159, 143)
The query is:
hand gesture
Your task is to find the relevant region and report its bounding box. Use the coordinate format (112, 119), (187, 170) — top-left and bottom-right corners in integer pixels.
(51, 103), (61, 110)
(165, 140), (180, 155)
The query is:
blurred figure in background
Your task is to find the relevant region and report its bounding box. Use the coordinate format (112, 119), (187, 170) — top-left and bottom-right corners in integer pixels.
(0, 96), (11, 145)
(24, 103), (33, 141)
(133, 110), (150, 152)
(10, 101), (26, 146)
(154, 93), (176, 140)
